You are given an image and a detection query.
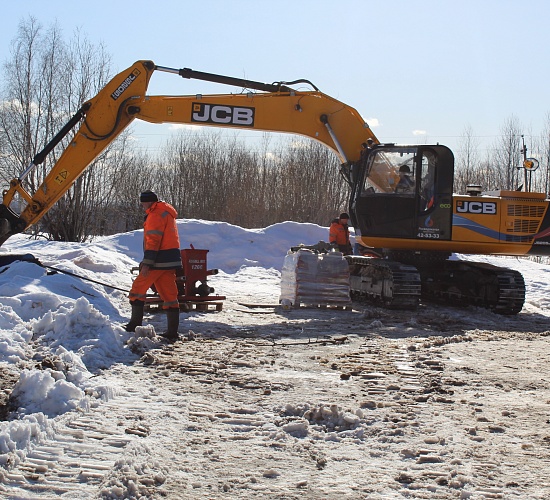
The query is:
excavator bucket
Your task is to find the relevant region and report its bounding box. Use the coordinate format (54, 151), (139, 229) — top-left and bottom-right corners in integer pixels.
(0, 204), (26, 247)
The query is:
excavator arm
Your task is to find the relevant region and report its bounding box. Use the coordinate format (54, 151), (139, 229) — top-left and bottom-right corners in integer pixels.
(0, 60), (378, 246)
(0, 61), (156, 245)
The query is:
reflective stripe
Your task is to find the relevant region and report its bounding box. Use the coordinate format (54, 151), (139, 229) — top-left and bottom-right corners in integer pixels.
(153, 261), (182, 268)
(145, 229), (164, 236)
(144, 247), (181, 270)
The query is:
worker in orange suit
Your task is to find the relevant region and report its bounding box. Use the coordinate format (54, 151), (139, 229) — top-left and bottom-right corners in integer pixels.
(329, 212), (353, 255)
(125, 190), (182, 342)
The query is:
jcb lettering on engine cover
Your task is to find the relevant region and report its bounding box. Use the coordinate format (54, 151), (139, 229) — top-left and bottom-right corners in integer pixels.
(456, 201), (497, 215)
(192, 103), (255, 126)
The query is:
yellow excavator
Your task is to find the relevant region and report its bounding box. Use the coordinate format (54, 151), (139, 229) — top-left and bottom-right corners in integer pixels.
(1, 60), (547, 314)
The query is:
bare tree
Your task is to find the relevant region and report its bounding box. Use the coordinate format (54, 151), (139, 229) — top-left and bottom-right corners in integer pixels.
(271, 139), (346, 225)
(455, 125), (480, 193)
(91, 144), (156, 235)
(151, 131), (347, 229)
(532, 113), (550, 195)
(0, 17), (116, 242)
(492, 116), (523, 191)
(0, 17), (48, 185)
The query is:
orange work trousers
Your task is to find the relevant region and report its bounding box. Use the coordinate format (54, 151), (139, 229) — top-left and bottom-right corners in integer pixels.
(129, 269), (179, 309)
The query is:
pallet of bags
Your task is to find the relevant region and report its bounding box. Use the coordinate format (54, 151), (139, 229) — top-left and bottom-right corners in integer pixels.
(280, 246), (351, 308)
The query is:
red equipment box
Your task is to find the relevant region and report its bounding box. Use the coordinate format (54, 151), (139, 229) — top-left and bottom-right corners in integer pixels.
(142, 245), (226, 311)
(176, 246), (224, 300)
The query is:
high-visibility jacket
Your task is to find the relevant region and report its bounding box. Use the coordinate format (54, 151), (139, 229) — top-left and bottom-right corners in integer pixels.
(142, 201), (182, 269)
(329, 219), (350, 246)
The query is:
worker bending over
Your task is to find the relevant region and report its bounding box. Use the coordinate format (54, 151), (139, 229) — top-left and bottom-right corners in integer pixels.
(329, 212), (353, 255)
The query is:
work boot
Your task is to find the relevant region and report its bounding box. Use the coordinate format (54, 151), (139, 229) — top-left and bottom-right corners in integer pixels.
(161, 308), (180, 342)
(124, 300), (144, 332)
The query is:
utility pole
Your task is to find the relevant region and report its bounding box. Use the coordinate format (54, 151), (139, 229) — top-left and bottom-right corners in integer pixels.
(520, 135), (539, 192)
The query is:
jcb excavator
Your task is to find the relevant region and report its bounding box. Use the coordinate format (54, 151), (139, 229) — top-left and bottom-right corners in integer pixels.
(1, 60), (547, 314)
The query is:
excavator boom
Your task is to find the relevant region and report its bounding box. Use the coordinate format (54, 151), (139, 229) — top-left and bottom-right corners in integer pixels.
(0, 60), (377, 246)
(0, 61), (156, 245)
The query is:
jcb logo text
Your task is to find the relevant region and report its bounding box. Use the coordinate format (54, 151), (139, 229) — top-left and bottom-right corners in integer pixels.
(192, 103), (255, 127)
(456, 201), (497, 215)
(111, 69), (140, 101)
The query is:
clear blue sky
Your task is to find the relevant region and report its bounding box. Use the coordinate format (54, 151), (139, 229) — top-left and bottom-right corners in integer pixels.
(2, 0), (549, 156)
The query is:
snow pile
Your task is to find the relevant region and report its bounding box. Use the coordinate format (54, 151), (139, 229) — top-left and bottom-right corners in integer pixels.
(0, 219), (331, 468)
(99, 442), (168, 498)
(280, 402), (364, 439)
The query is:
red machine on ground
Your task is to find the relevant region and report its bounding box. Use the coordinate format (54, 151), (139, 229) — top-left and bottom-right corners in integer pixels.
(136, 246), (226, 312)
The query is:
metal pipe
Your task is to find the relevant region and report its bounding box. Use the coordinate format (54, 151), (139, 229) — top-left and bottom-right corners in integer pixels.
(155, 65), (294, 93)
(320, 114), (348, 162)
(19, 103), (90, 181)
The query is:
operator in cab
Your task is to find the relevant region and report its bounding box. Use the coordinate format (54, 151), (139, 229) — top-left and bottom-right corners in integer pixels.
(124, 190), (182, 342)
(329, 212), (353, 255)
(395, 164), (415, 193)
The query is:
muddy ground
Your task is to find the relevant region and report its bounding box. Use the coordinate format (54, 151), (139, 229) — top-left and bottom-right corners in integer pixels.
(2, 294), (550, 499)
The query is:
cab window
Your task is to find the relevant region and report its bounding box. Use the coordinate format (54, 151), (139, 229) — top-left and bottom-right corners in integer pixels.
(363, 148), (417, 195)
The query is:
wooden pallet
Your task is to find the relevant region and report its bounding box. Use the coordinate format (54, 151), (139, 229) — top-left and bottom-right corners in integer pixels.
(181, 301), (224, 312)
(145, 301), (224, 312)
(293, 303), (353, 311)
(240, 302), (352, 311)
(238, 303), (279, 308)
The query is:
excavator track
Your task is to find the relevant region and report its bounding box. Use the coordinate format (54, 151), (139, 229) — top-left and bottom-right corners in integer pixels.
(416, 260), (526, 315)
(346, 256), (525, 315)
(346, 256), (421, 309)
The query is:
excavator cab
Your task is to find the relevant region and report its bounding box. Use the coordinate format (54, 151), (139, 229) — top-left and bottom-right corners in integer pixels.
(351, 144), (454, 242)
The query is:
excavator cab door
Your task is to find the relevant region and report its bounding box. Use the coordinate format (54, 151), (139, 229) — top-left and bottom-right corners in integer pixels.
(352, 145), (454, 241)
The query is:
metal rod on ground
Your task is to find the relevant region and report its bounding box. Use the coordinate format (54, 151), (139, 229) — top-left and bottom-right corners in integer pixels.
(42, 265), (131, 293)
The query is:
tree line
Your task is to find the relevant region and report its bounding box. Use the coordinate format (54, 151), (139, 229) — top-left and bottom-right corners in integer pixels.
(1, 18), (550, 244)
(454, 118), (550, 195)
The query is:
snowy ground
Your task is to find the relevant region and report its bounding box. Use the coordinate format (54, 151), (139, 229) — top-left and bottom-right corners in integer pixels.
(1, 220), (550, 499)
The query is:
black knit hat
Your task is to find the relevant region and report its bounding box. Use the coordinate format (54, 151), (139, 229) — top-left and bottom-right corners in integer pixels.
(140, 190), (158, 203)
(339, 212), (350, 219)
(399, 164), (411, 174)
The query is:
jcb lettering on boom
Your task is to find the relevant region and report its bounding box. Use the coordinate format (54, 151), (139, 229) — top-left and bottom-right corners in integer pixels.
(192, 103), (255, 126)
(111, 69), (141, 101)
(456, 201), (497, 215)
